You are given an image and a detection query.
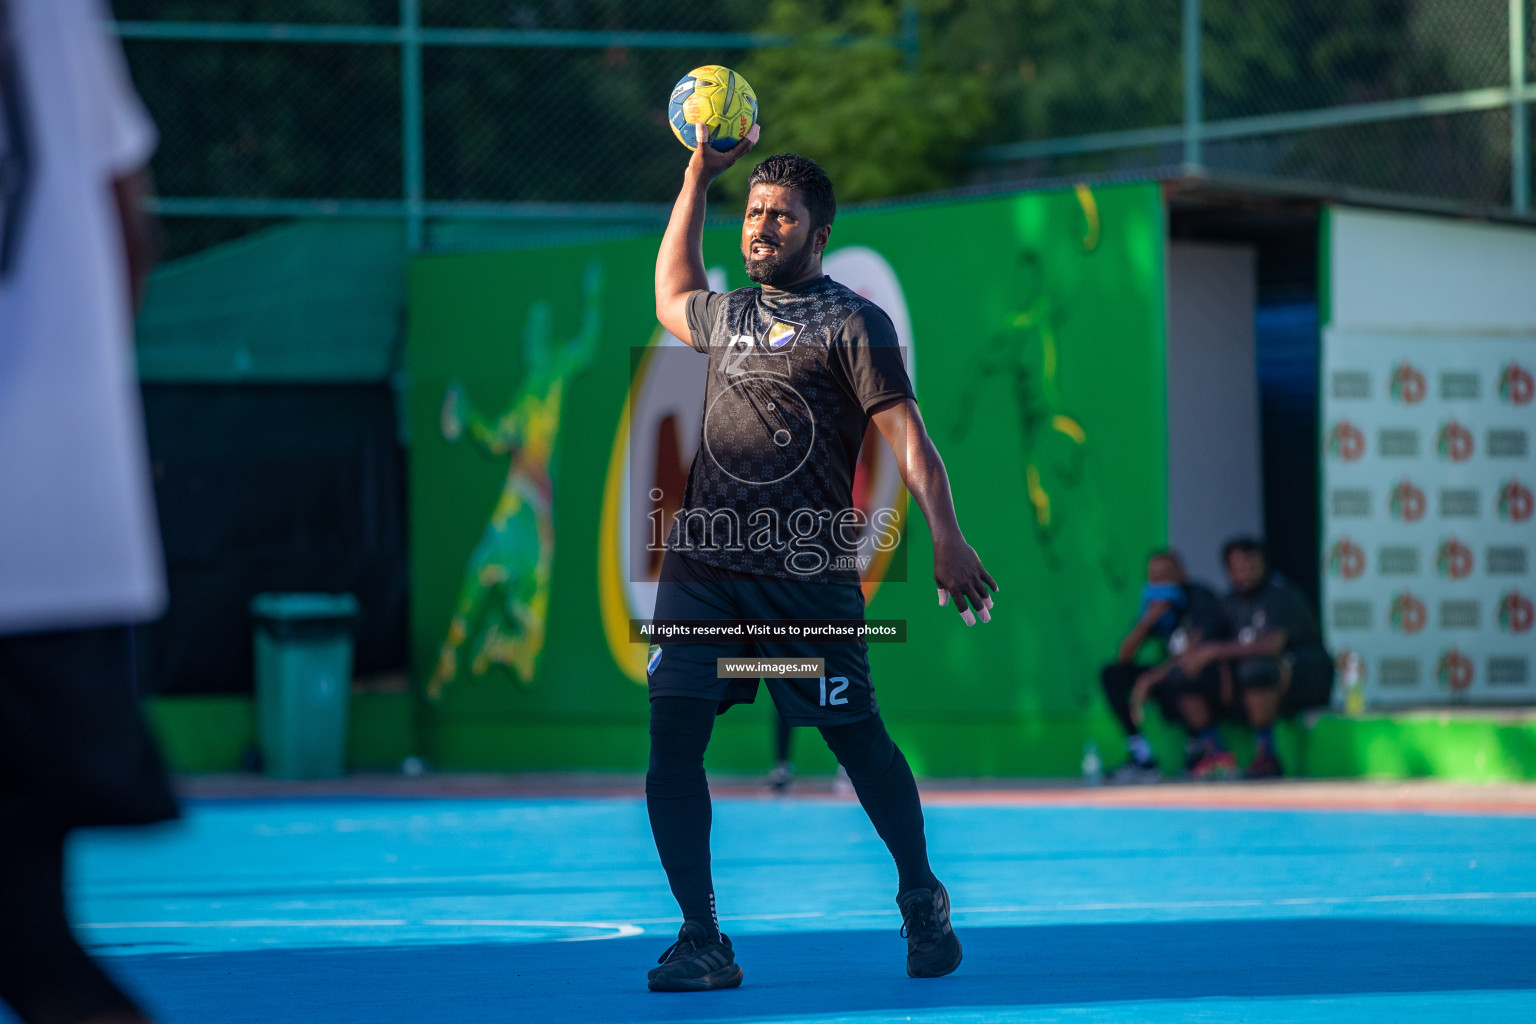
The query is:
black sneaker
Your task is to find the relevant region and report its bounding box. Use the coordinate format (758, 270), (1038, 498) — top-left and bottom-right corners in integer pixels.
(1106, 760), (1162, 785)
(767, 761), (795, 793)
(896, 882), (962, 978)
(646, 921), (743, 992)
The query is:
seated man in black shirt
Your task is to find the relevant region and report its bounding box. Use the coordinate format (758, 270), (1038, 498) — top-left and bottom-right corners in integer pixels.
(1175, 537), (1333, 779)
(1099, 550), (1229, 783)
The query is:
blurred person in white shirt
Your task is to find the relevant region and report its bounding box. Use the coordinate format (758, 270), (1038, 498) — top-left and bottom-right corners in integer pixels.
(0, 1), (176, 1022)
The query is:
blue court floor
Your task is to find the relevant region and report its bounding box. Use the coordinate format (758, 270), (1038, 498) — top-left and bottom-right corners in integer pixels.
(23, 786), (1536, 1023)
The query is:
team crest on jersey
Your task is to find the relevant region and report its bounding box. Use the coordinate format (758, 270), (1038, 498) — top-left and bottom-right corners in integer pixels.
(764, 317), (805, 352)
(647, 644), (663, 675)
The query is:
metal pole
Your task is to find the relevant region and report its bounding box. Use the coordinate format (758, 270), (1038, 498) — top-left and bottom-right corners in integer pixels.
(1513, 0), (1529, 212)
(1182, 0), (1202, 170)
(401, 0), (425, 250)
(900, 0), (919, 73)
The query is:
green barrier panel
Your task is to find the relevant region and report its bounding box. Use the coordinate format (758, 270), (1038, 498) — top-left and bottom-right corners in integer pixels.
(252, 593), (360, 779)
(407, 182), (1168, 775)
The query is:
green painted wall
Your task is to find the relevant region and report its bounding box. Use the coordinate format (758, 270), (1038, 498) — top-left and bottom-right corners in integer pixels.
(406, 182), (1170, 775)
(145, 693), (414, 773)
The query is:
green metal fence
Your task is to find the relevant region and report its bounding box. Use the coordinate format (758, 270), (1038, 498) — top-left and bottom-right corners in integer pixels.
(115, 1), (1533, 259)
(971, 0), (1532, 215)
(114, 1), (915, 255)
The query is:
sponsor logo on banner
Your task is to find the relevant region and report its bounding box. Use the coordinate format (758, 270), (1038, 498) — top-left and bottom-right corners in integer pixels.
(1378, 545), (1419, 575)
(1499, 361), (1534, 405)
(1378, 429), (1419, 457)
(1488, 658), (1530, 686)
(1332, 489), (1370, 516)
(1439, 600), (1480, 629)
(1331, 601), (1371, 629)
(1440, 371), (1480, 400)
(1331, 371), (1370, 398)
(1487, 429), (1528, 457)
(1498, 479), (1533, 522)
(1439, 488), (1480, 518)
(1487, 546), (1529, 575)
(1390, 362), (1426, 404)
(1326, 420), (1365, 461)
(1437, 648), (1475, 692)
(1436, 537), (1474, 580)
(1436, 420), (1474, 462)
(1389, 479), (1426, 522)
(1499, 590), (1534, 634)
(1379, 658), (1421, 687)
(1389, 591), (1427, 634)
(1326, 537), (1366, 579)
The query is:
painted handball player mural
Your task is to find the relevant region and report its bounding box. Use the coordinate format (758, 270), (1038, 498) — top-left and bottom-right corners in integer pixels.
(953, 185), (1128, 706)
(427, 262), (602, 698)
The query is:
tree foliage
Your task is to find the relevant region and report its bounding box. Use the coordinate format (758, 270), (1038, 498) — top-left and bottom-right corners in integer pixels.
(728, 0), (990, 204)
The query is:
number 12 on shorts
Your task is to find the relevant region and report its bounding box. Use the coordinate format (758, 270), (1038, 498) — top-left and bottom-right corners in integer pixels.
(819, 676), (849, 706)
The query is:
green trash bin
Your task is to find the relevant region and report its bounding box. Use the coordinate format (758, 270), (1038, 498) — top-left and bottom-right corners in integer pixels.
(251, 593), (360, 780)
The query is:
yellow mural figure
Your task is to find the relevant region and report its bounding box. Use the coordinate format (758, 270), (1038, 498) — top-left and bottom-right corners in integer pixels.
(427, 262), (602, 699)
(953, 186), (1126, 707)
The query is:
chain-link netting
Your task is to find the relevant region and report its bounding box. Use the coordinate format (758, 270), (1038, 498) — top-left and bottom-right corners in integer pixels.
(1202, 0), (1513, 120)
(114, 0), (1534, 259)
(126, 39), (402, 200)
(116, 2), (397, 24)
(420, 44), (755, 204)
(967, 0), (1532, 208)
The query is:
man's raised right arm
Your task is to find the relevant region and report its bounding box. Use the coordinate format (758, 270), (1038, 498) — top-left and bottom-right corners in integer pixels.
(654, 123), (758, 340)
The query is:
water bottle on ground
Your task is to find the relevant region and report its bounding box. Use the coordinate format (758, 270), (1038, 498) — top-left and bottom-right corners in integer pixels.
(1082, 740), (1103, 786)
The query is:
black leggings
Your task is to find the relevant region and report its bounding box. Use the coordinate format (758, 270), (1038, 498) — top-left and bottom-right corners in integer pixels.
(0, 819), (144, 1024)
(647, 696), (937, 931)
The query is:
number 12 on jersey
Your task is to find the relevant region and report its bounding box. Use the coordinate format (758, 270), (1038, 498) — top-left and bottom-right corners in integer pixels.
(819, 676), (849, 706)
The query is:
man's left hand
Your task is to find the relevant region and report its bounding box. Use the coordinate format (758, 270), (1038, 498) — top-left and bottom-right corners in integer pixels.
(935, 537), (998, 627)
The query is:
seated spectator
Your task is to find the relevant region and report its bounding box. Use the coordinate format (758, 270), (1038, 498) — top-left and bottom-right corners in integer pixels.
(1175, 537), (1333, 779)
(1099, 551), (1229, 783)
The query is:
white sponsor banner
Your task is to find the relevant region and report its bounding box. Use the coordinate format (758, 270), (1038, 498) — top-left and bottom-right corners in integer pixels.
(1321, 331), (1535, 706)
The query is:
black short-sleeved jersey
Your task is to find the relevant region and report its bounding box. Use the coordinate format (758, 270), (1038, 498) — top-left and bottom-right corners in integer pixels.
(1223, 573), (1326, 654)
(667, 275), (915, 583)
(1156, 582), (1230, 656)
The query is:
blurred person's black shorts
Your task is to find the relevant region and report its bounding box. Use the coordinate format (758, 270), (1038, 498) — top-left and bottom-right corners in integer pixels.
(1229, 648), (1334, 718)
(647, 550), (878, 727)
(1101, 661), (1223, 733)
(0, 626), (178, 831)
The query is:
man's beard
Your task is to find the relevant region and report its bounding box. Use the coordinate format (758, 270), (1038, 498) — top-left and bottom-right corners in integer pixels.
(744, 234), (817, 287)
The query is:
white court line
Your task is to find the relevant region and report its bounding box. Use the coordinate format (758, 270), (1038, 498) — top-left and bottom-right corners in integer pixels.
(78, 891), (1536, 939)
(82, 927), (408, 933)
(81, 918), (640, 941)
(424, 920), (643, 940)
(962, 891), (1536, 914)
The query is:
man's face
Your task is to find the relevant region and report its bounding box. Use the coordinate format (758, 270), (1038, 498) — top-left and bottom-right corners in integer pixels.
(741, 183), (824, 288)
(1225, 549), (1266, 594)
(1146, 556), (1182, 586)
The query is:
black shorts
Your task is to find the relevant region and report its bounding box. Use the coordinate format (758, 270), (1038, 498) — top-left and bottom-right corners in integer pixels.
(647, 550), (878, 727)
(1231, 648), (1334, 716)
(0, 626), (178, 831)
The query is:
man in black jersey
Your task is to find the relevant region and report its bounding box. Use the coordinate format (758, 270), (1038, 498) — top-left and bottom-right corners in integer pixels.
(1175, 538), (1333, 779)
(644, 123), (997, 991)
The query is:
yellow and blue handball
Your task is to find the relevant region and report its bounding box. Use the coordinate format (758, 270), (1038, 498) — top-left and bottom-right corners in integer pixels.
(668, 65), (757, 151)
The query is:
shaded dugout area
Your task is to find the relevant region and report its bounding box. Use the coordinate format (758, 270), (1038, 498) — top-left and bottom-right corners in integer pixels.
(32, 791), (1536, 1024)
